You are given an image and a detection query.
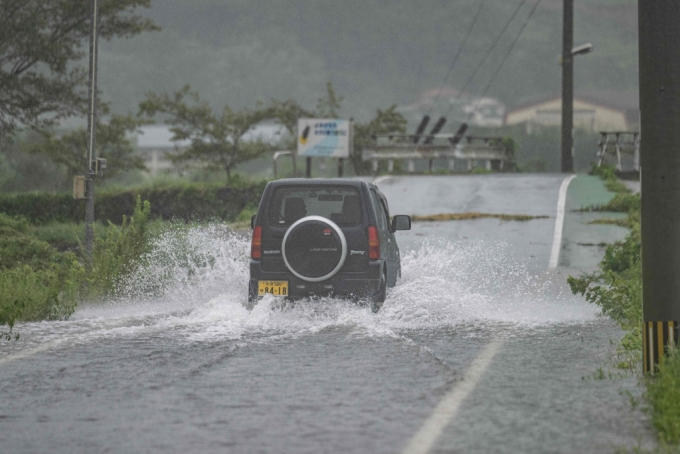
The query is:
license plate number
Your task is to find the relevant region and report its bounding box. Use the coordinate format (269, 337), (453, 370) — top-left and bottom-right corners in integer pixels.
(258, 280), (288, 296)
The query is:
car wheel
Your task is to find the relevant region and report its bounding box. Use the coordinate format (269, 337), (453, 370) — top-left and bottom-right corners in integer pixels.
(369, 271), (387, 313)
(247, 282), (258, 309)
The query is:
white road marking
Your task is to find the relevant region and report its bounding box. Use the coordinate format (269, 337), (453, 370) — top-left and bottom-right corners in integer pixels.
(0, 340), (65, 366)
(373, 175), (392, 186)
(548, 174), (577, 269)
(401, 339), (504, 454)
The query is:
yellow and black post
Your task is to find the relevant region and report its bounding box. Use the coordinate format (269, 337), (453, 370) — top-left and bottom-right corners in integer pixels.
(639, 3), (680, 374)
(643, 322), (679, 374)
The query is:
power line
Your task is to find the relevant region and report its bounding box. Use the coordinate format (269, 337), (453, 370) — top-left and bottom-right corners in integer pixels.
(442, 0), (529, 118)
(425, 0), (489, 118)
(477, 0), (542, 103)
(465, 0), (542, 124)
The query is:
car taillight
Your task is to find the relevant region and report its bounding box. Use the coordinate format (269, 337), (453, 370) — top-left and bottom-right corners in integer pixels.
(251, 225), (262, 259)
(368, 225), (380, 260)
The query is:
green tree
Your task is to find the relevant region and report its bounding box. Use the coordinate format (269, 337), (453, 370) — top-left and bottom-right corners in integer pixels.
(353, 105), (407, 175)
(0, 0), (159, 140)
(315, 81), (343, 118)
(28, 105), (148, 179)
(139, 85), (275, 181)
(270, 99), (314, 151)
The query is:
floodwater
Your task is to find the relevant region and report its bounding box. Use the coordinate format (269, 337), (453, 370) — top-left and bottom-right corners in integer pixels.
(0, 176), (652, 453)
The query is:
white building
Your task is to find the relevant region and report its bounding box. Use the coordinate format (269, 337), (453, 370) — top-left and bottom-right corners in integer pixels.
(504, 92), (639, 133)
(133, 123), (285, 175)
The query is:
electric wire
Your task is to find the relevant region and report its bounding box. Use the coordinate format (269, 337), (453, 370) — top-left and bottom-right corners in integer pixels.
(425, 0), (489, 118)
(466, 0), (543, 121)
(441, 0), (529, 118)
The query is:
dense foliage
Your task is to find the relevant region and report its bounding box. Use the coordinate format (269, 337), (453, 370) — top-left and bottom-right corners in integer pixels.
(28, 105), (149, 179)
(139, 85), (276, 181)
(0, 196), (153, 338)
(0, 0), (158, 139)
(0, 179), (266, 225)
(89, 196), (150, 299)
(0, 213), (82, 338)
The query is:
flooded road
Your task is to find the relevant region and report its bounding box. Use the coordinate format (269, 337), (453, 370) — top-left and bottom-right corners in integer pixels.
(0, 175), (652, 453)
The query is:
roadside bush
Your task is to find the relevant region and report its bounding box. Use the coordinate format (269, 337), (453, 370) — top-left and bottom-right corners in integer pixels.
(87, 196), (151, 299)
(0, 180), (267, 225)
(0, 214), (83, 337)
(647, 347), (680, 444)
(0, 265), (81, 324)
(569, 165), (641, 355)
(568, 231), (642, 357)
(569, 165), (680, 448)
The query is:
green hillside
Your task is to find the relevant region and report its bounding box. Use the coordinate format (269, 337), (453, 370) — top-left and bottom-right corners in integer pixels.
(98, 0), (638, 122)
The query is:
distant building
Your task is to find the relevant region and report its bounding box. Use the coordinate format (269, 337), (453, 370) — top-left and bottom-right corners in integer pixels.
(399, 87), (506, 129)
(134, 125), (188, 175)
(463, 97), (506, 128)
(133, 123), (285, 175)
(505, 91), (639, 133)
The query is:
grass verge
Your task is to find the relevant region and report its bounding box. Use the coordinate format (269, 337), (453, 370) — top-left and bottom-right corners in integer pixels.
(648, 348), (680, 445)
(411, 212), (548, 222)
(568, 165), (680, 447)
(0, 196), (154, 338)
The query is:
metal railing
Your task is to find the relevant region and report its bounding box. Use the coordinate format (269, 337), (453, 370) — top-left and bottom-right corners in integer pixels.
(272, 150), (297, 179)
(596, 131), (640, 171)
(362, 134), (510, 173)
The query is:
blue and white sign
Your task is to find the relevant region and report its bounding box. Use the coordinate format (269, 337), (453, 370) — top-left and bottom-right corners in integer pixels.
(297, 118), (351, 158)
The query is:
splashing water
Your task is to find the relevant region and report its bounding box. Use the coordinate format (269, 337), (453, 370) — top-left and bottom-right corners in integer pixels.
(8, 225), (597, 349)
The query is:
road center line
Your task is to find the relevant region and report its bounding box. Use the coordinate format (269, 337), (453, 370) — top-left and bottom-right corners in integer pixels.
(0, 340), (65, 366)
(548, 174), (577, 269)
(401, 339), (504, 454)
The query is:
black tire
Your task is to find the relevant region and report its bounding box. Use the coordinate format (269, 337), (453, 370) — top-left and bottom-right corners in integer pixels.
(369, 272), (387, 313)
(247, 282), (258, 309)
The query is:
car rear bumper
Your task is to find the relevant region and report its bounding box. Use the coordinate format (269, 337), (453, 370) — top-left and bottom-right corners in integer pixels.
(249, 259), (383, 300)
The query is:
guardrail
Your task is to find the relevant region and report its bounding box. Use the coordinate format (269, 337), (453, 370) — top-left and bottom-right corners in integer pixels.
(362, 134), (510, 173)
(596, 131), (640, 171)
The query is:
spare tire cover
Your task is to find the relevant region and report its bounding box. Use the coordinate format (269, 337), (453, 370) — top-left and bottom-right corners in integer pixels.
(282, 215), (348, 282)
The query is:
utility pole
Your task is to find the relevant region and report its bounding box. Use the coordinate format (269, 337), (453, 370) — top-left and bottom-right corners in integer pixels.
(639, 2), (680, 373)
(84, 0), (99, 269)
(561, 0), (574, 173)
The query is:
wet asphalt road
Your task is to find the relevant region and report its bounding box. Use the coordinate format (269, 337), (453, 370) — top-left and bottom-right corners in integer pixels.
(0, 174), (652, 453)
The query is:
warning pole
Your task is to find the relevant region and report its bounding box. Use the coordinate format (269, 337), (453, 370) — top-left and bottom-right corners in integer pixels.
(639, 2), (680, 373)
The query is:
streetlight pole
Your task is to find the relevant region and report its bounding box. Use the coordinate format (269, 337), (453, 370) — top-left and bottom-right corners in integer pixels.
(639, 2), (680, 373)
(84, 0), (99, 270)
(561, 0), (574, 173)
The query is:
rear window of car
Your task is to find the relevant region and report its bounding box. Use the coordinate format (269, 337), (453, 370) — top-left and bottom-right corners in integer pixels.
(268, 186), (363, 227)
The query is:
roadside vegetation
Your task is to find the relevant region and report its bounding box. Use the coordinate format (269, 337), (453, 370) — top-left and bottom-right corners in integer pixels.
(0, 197), (157, 339)
(0, 182), (264, 339)
(411, 212), (547, 222)
(568, 166), (680, 448)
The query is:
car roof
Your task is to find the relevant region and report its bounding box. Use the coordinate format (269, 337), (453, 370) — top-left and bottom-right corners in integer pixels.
(267, 178), (370, 190)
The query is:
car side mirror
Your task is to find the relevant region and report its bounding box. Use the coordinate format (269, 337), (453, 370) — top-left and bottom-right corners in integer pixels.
(391, 215), (411, 231)
(250, 214), (257, 230)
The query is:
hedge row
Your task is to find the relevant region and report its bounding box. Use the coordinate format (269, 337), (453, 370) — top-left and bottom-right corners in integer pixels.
(0, 181), (267, 225)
